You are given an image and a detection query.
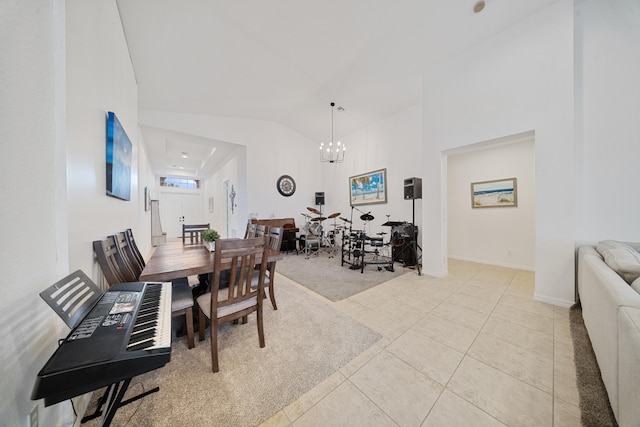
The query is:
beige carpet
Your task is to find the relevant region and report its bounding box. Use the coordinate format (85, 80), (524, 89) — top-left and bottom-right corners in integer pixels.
(570, 304), (618, 426)
(276, 250), (410, 301)
(84, 276), (381, 427)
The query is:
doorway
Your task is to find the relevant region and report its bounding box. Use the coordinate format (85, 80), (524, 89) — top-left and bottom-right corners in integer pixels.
(159, 191), (204, 238)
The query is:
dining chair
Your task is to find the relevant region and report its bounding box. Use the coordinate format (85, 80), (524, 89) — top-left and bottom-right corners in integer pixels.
(124, 228), (146, 273)
(113, 231), (143, 279)
(255, 224), (267, 237)
(252, 226), (284, 310)
(196, 237), (269, 372)
(244, 222), (258, 239)
(182, 223), (210, 245)
(93, 236), (137, 285)
(99, 233), (196, 349)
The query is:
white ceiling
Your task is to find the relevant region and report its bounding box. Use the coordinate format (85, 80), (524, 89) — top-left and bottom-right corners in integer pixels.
(116, 0), (559, 177)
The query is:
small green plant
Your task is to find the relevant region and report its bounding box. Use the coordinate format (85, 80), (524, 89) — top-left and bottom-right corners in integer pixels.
(201, 229), (220, 242)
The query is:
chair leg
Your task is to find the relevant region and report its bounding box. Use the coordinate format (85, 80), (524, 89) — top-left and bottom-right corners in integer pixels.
(198, 307), (206, 342)
(185, 307), (194, 349)
(268, 284), (277, 310)
(257, 307), (265, 348)
(210, 318), (219, 373)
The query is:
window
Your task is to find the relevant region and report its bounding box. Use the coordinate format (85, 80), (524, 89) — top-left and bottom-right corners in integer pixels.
(159, 177), (201, 189)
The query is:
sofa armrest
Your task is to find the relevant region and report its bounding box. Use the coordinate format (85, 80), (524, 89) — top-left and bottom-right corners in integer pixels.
(577, 245), (640, 421)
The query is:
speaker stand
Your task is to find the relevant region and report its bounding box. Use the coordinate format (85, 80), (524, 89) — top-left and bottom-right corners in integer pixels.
(410, 199), (422, 276)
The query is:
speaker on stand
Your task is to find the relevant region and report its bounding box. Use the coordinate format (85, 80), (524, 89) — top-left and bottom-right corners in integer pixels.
(315, 192), (325, 206)
(403, 178), (422, 275)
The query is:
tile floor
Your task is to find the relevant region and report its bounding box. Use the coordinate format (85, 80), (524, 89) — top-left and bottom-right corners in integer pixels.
(260, 259), (581, 427)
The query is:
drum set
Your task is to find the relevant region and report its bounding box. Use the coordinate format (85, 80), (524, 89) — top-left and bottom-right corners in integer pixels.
(339, 212), (394, 273)
(299, 207), (342, 259)
(298, 207), (396, 273)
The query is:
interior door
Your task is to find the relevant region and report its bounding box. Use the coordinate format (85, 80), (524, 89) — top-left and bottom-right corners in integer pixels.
(159, 192), (204, 238)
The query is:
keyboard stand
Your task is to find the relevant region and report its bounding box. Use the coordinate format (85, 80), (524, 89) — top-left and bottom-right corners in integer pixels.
(80, 378), (160, 426)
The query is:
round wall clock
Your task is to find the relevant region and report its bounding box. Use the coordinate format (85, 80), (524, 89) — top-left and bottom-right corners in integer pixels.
(276, 175), (296, 197)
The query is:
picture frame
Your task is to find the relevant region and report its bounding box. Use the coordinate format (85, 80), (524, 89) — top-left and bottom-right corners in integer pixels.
(471, 177), (518, 208)
(349, 168), (387, 206)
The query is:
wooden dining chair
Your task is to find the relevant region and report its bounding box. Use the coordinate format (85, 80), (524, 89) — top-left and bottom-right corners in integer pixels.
(244, 222), (258, 239)
(113, 231), (143, 279)
(182, 223), (210, 245)
(196, 237), (269, 372)
(101, 232), (196, 349)
(255, 224), (267, 238)
(124, 228), (146, 272)
(252, 226), (284, 310)
(93, 236), (137, 285)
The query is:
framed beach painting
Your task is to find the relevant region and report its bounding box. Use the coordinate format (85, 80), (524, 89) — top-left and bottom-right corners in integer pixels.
(471, 177), (518, 208)
(350, 168), (387, 206)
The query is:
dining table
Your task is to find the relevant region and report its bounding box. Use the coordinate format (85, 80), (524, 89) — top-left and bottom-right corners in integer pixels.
(139, 240), (283, 282)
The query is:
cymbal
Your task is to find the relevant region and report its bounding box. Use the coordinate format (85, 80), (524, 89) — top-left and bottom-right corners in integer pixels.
(327, 212), (341, 219)
(311, 216), (326, 222)
(307, 207), (322, 215)
(339, 217), (351, 223)
(360, 213), (374, 221)
(300, 213), (311, 218)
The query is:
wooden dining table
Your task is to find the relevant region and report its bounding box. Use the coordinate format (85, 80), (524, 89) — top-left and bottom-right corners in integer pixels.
(139, 240), (283, 282)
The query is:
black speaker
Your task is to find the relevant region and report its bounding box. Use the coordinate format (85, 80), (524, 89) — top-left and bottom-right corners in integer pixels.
(315, 192), (325, 205)
(404, 177), (422, 200)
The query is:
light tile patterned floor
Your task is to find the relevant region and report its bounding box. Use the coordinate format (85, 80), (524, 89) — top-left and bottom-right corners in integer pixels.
(261, 259), (581, 427)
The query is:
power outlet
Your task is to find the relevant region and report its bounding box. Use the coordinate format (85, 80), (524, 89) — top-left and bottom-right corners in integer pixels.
(29, 405), (38, 427)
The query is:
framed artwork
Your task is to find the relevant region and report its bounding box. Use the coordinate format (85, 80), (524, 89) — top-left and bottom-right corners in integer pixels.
(349, 168), (387, 206)
(471, 177), (518, 208)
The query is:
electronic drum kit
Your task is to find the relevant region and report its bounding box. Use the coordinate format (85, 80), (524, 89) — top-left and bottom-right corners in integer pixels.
(339, 212), (394, 273)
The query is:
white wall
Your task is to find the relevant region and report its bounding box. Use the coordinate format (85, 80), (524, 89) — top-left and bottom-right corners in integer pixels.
(422, 1), (575, 306)
(447, 135), (536, 270)
(0, 1), (70, 426)
(575, 0), (640, 244)
(66, 0), (142, 281)
(204, 147), (243, 238)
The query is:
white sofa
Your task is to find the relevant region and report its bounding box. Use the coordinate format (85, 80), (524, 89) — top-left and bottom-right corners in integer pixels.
(577, 241), (640, 426)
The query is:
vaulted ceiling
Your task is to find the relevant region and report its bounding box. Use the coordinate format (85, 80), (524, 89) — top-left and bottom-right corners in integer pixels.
(116, 0), (559, 176)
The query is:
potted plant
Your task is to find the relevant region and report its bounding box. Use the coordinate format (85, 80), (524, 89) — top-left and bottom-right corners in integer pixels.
(201, 228), (220, 251)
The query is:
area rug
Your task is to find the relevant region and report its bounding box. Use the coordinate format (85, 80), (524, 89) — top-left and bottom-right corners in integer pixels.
(275, 250), (410, 301)
(84, 278), (381, 427)
(569, 304), (618, 426)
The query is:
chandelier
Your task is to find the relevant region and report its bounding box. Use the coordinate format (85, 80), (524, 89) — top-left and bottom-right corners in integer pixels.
(319, 102), (346, 163)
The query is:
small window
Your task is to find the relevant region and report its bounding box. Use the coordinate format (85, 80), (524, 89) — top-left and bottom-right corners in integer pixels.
(160, 177), (201, 189)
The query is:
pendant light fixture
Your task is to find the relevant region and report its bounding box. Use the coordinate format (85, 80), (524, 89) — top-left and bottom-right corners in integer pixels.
(319, 102), (345, 163)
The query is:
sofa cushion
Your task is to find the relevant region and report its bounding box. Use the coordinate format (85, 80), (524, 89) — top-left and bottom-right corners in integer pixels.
(631, 277), (640, 294)
(596, 240), (640, 284)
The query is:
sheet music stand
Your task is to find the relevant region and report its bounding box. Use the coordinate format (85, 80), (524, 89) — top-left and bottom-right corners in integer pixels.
(39, 270), (102, 329)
